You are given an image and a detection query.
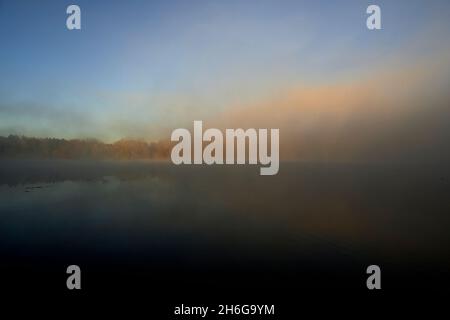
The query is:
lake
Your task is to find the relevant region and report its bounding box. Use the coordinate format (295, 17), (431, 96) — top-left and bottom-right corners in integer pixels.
(0, 159), (449, 295)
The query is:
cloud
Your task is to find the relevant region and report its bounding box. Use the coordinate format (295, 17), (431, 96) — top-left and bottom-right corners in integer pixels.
(209, 48), (450, 163)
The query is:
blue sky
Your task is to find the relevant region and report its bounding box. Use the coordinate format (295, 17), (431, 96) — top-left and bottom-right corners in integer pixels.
(0, 0), (449, 141)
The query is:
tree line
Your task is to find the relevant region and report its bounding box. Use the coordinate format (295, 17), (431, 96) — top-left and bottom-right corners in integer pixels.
(0, 135), (171, 159)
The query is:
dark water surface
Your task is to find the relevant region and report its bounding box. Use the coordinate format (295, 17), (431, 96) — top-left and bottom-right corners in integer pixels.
(1, 160), (449, 296)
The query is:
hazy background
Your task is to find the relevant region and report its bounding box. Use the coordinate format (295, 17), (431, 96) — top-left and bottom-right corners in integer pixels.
(1, 0), (450, 163)
(1, 1), (450, 296)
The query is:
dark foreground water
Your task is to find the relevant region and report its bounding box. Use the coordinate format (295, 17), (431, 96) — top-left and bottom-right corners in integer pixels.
(0, 160), (449, 298)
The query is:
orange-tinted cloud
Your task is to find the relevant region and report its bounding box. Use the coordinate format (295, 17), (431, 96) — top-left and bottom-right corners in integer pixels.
(208, 51), (450, 162)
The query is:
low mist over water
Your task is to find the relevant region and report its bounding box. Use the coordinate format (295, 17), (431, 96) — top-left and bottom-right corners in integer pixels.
(1, 160), (449, 290)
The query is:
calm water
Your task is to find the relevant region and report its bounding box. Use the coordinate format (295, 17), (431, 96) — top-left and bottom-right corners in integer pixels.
(1, 160), (449, 292)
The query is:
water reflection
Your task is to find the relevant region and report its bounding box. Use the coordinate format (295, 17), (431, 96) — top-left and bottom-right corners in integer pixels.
(0, 160), (449, 289)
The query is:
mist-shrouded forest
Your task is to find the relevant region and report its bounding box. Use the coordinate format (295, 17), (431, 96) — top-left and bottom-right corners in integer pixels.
(0, 135), (171, 160)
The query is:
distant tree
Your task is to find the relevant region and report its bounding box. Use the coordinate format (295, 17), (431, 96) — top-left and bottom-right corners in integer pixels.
(0, 135), (171, 160)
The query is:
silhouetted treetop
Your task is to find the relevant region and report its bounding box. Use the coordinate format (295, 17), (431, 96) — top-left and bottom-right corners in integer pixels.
(0, 135), (171, 159)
